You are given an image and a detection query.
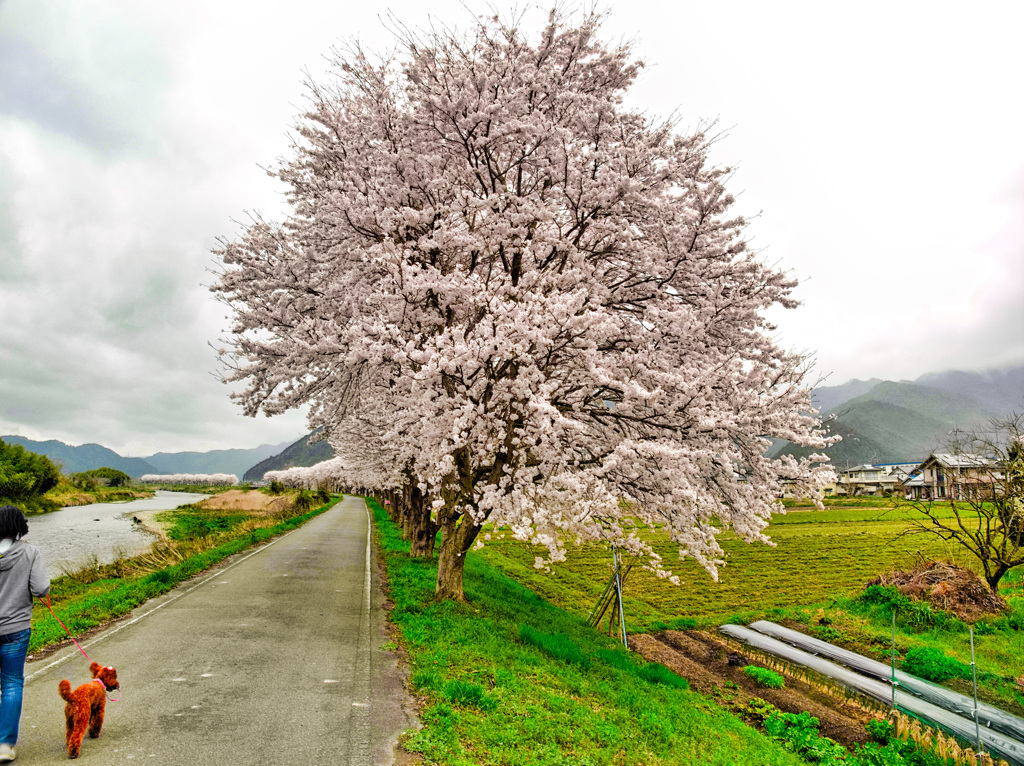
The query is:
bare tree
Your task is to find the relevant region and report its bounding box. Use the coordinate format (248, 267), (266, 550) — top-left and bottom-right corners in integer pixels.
(903, 413), (1024, 594)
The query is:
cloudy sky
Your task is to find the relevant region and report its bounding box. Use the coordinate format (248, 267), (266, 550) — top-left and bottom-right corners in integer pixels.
(1, 0), (1022, 456)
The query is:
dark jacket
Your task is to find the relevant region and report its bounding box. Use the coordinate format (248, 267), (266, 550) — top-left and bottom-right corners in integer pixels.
(0, 540), (50, 635)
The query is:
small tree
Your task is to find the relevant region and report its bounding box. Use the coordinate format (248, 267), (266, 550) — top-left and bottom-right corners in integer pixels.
(0, 438), (61, 501)
(904, 413), (1024, 594)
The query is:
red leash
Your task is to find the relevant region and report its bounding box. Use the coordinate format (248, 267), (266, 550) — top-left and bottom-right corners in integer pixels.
(40, 594), (92, 662)
(39, 595), (121, 702)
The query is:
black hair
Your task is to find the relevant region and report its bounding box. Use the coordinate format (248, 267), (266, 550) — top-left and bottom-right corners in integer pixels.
(0, 506), (29, 541)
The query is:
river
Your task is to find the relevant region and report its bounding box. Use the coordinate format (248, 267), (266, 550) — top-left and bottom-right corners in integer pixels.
(23, 490), (207, 578)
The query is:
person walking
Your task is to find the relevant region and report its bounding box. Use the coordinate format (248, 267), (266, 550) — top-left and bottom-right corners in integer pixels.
(0, 505), (50, 762)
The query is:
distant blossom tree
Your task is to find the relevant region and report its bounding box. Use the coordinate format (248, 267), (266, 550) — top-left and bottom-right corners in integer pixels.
(213, 10), (833, 600)
(140, 474), (239, 486)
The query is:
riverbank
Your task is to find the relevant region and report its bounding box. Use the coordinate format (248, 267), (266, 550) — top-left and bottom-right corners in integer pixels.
(27, 490), (209, 577)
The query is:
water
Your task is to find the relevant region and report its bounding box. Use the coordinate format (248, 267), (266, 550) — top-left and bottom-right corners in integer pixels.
(23, 490), (207, 577)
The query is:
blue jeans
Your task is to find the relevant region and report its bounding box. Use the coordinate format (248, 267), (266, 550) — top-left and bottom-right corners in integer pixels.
(0, 629), (30, 746)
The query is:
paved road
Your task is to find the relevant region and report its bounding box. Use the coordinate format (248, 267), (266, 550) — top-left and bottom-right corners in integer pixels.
(17, 496), (413, 765)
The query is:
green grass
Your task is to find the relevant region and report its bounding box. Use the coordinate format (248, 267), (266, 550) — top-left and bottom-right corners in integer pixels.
(161, 506), (252, 540)
(30, 498), (339, 653)
(371, 498), (808, 766)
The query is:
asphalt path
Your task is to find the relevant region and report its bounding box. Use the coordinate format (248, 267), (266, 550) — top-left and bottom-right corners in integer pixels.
(16, 495), (413, 765)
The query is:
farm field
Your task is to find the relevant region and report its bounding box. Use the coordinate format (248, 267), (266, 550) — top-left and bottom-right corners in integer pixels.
(477, 503), (960, 629)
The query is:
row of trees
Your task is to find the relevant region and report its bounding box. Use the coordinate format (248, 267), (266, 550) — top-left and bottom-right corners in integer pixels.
(216, 10), (834, 600)
(139, 474), (240, 486)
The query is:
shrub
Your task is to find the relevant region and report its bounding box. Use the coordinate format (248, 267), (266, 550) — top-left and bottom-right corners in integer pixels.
(901, 646), (971, 683)
(743, 665), (785, 689)
(83, 467), (131, 487)
(0, 439), (60, 500)
(293, 491), (317, 513)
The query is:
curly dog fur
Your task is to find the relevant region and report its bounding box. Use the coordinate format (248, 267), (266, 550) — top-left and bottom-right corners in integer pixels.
(58, 662), (119, 759)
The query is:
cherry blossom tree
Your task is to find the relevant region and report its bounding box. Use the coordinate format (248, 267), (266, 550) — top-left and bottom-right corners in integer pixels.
(213, 9), (832, 601)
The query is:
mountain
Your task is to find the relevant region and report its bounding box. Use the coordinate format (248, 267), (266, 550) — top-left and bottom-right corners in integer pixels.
(143, 442), (291, 478)
(0, 436), (159, 477)
(774, 364), (1023, 468)
(810, 378), (883, 414)
(244, 431), (335, 481)
(0, 436), (296, 479)
(915, 365), (1024, 415)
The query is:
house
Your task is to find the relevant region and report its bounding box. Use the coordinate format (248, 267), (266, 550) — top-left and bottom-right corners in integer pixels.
(901, 452), (997, 501)
(835, 462), (919, 496)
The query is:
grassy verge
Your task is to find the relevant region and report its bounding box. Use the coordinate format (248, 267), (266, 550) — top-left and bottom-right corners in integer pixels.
(475, 505), (1024, 715)
(371, 498), (810, 766)
(30, 496), (338, 653)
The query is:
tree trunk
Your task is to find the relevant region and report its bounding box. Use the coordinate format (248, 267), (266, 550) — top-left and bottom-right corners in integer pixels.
(400, 487), (415, 540)
(434, 510), (483, 601)
(408, 485), (438, 558)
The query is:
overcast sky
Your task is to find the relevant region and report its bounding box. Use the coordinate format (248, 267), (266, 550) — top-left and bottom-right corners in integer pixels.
(1, 0), (1022, 456)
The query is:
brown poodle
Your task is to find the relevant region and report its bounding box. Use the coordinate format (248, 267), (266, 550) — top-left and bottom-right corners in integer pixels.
(58, 662), (119, 759)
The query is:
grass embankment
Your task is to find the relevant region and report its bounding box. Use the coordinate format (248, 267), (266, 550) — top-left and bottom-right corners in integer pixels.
(476, 502), (1024, 715)
(371, 498), (808, 766)
(30, 491), (337, 654)
(41, 480), (153, 510)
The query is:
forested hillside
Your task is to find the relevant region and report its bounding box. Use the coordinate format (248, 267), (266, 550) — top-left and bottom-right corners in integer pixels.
(243, 431), (334, 482)
(774, 363), (1023, 467)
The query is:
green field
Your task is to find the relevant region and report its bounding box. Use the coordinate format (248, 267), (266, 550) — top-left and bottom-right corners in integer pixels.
(476, 502), (1024, 714)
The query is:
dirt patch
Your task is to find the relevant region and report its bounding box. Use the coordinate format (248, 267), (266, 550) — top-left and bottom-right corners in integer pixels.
(194, 490), (293, 515)
(127, 510), (168, 538)
(630, 629), (877, 749)
(868, 560), (1007, 621)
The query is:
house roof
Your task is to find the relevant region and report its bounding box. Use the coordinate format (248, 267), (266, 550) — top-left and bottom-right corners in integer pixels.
(917, 452), (995, 470)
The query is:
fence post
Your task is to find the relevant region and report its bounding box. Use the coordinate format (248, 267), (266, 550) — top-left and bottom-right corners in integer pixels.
(970, 625), (983, 764)
(613, 544), (628, 649)
(891, 610), (898, 709)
